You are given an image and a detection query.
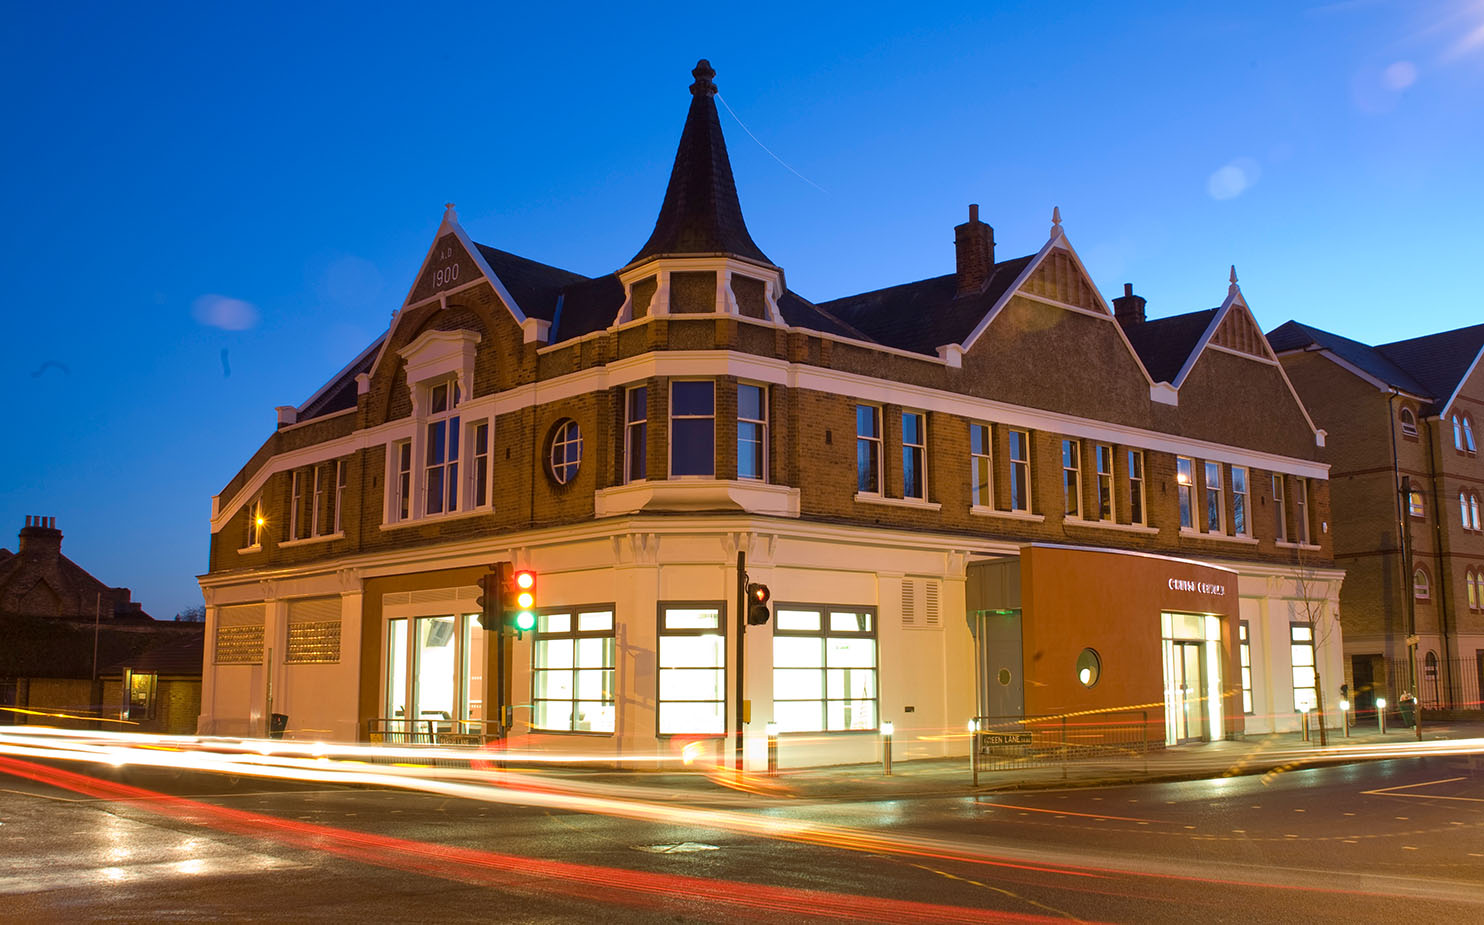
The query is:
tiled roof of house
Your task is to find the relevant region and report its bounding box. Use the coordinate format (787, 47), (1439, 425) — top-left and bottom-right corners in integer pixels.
(298, 333), (383, 421)
(102, 628), (204, 677)
(627, 60), (772, 268)
(475, 244), (591, 322)
(1123, 308), (1219, 384)
(816, 256), (1035, 356)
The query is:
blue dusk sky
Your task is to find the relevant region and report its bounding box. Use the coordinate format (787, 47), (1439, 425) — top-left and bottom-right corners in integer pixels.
(2, 2), (1481, 617)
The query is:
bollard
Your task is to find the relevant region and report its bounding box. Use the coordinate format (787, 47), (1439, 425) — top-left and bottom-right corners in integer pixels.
(1300, 706), (1310, 742)
(765, 721), (778, 777)
(968, 719), (979, 788)
(881, 720), (894, 776)
(1376, 697), (1388, 735)
(1339, 699), (1350, 737)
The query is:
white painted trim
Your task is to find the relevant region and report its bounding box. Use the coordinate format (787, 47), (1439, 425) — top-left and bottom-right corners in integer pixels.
(212, 349), (1332, 532)
(1169, 304), (1228, 390)
(1207, 343), (1279, 366)
(236, 544), (263, 555)
(1177, 528), (1260, 546)
(854, 493), (943, 512)
(278, 532), (345, 549)
(970, 506), (1045, 524)
(1274, 541), (1324, 552)
(276, 406), (356, 434)
(595, 479), (801, 518)
(1439, 345), (1484, 420)
(1015, 290), (1112, 320)
(380, 507), (492, 532)
(1063, 518), (1159, 536)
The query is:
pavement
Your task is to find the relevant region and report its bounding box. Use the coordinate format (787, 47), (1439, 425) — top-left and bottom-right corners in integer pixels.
(550, 719), (1484, 803)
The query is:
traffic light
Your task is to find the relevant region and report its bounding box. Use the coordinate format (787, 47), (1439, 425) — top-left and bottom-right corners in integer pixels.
(746, 582), (771, 625)
(505, 568), (537, 633)
(475, 566), (504, 629)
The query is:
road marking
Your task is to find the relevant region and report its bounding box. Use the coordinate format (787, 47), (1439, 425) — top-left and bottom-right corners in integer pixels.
(975, 801), (1163, 824)
(1361, 777), (1484, 802)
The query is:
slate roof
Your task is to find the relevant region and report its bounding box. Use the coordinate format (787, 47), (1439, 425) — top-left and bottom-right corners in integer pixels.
(102, 628), (204, 677)
(628, 60), (772, 268)
(816, 256), (1034, 356)
(1123, 308), (1219, 384)
(298, 333), (383, 422)
(1267, 320), (1432, 399)
(475, 245), (591, 322)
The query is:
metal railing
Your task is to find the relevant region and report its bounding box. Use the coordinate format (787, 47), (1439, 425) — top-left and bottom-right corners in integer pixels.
(971, 710), (1156, 776)
(366, 717), (495, 745)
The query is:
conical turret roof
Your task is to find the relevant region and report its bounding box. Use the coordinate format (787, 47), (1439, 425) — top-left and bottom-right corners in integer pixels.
(628, 60), (773, 268)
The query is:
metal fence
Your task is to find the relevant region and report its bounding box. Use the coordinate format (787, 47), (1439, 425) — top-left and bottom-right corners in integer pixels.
(1387, 655), (1483, 712)
(971, 710), (1156, 774)
(366, 718), (493, 745)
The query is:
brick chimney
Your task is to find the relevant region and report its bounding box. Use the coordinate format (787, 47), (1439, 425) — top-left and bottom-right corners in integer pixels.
(954, 204), (995, 296)
(18, 515), (62, 559)
(1112, 283), (1146, 327)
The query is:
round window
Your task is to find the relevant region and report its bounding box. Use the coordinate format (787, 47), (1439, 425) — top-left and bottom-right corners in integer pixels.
(997, 668), (1012, 687)
(548, 419), (583, 485)
(1076, 648), (1101, 688)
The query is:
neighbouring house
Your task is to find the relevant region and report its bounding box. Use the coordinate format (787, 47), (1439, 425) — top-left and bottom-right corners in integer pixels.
(198, 60), (1341, 766)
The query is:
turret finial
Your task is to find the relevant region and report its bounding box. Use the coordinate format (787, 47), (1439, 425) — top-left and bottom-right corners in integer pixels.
(690, 59), (717, 97)
(1050, 206), (1063, 237)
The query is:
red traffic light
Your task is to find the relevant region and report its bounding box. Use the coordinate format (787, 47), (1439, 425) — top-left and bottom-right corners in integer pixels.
(746, 582), (771, 625)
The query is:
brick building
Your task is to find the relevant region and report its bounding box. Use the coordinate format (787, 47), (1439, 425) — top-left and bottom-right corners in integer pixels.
(199, 61), (1342, 765)
(1, 516), (202, 732)
(1270, 321), (1484, 714)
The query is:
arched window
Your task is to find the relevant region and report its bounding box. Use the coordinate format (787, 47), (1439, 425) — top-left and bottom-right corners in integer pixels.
(1462, 491), (1472, 530)
(1469, 569), (1479, 611)
(1413, 567), (1431, 601)
(1476, 571), (1484, 611)
(1466, 416), (1478, 453)
(1453, 415), (1464, 450)
(1399, 407), (1418, 437)
(1473, 493), (1481, 530)
(1423, 651), (1440, 707)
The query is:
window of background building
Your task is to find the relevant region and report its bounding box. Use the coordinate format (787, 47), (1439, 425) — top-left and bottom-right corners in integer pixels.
(1295, 478), (1310, 544)
(625, 386), (647, 483)
(1474, 571), (1484, 611)
(1424, 651), (1440, 706)
(1273, 474), (1288, 542)
(1466, 416), (1478, 454)
(245, 496), (264, 548)
(738, 383), (767, 481)
(1177, 457), (1195, 529)
(1290, 624), (1317, 712)
(856, 405), (881, 494)
(1472, 492), (1482, 531)
(772, 606), (878, 733)
(1453, 414), (1464, 451)
(532, 609), (615, 733)
(1062, 439), (1082, 519)
(424, 379), (461, 515)
(1128, 450), (1146, 525)
(1414, 567), (1430, 601)
(902, 412), (926, 500)
(1232, 466), (1250, 537)
(670, 381), (715, 477)
(1400, 407), (1418, 437)
(549, 419), (583, 485)
(1468, 568), (1479, 611)
(970, 424), (992, 508)
(657, 605), (725, 735)
(1095, 445), (1114, 521)
(1009, 430), (1031, 512)
(470, 422), (490, 508)
(334, 459), (347, 534)
(1239, 622), (1253, 714)
(1409, 489), (1426, 519)
(1204, 461), (1225, 534)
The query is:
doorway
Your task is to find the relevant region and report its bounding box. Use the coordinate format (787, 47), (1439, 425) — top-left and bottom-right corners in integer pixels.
(1170, 641), (1207, 743)
(1350, 654), (1382, 721)
(1161, 612), (1222, 745)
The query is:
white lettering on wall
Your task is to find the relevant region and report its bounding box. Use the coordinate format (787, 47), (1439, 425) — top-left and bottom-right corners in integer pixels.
(1168, 577), (1226, 596)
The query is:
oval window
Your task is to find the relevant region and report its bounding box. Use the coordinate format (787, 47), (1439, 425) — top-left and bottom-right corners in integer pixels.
(548, 419), (583, 485)
(1076, 648), (1101, 688)
(997, 668), (1012, 687)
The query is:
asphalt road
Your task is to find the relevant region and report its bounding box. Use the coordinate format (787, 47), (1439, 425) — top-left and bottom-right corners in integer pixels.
(1, 754), (1480, 923)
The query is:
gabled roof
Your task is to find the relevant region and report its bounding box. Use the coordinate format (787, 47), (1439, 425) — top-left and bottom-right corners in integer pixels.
(628, 60), (772, 268)
(1376, 323), (1484, 416)
(475, 245), (591, 322)
(1124, 308), (1219, 384)
(298, 333), (384, 422)
(103, 629), (204, 677)
(816, 256), (1034, 356)
(1266, 320), (1440, 406)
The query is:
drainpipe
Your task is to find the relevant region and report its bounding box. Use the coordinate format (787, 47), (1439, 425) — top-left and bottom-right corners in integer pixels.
(1389, 391), (1423, 740)
(1423, 415), (1455, 706)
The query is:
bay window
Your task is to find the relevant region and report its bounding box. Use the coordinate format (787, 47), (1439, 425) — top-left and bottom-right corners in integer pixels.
(670, 381), (715, 477)
(738, 383), (767, 481)
(625, 386), (647, 482)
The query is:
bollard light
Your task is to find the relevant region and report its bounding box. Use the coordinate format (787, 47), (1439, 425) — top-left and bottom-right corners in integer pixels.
(1375, 697), (1388, 735)
(1339, 699), (1350, 737)
(881, 721), (894, 776)
(764, 722), (779, 776)
(967, 718), (980, 786)
(1299, 704), (1311, 742)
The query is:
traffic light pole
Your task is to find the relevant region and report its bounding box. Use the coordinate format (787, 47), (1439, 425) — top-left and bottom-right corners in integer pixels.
(735, 549), (746, 773)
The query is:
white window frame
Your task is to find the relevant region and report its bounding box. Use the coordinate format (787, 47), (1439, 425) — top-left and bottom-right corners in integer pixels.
(771, 605), (879, 733)
(1204, 461), (1225, 534)
(1399, 408), (1418, 438)
(1466, 416), (1478, 454)
(1009, 429), (1031, 513)
(1177, 457), (1195, 530)
(1062, 439), (1082, 519)
(549, 419), (583, 486)
(311, 465), (325, 537)
(738, 383), (767, 482)
(1290, 623), (1317, 712)
(657, 603), (726, 736)
(1273, 473), (1288, 542)
(531, 608), (616, 734)
(902, 411), (926, 500)
(1094, 444), (1114, 521)
(1454, 415), (1464, 451)
(468, 419), (491, 509)
(290, 469), (305, 540)
(856, 405), (882, 495)
(1231, 465), (1250, 537)
(245, 496), (264, 549)
(422, 379), (461, 516)
(1295, 478), (1310, 544)
(1414, 567), (1430, 601)
(333, 459), (347, 534)
(1127, 449), (1146, 525)
(625, 385), (647, 483)
(1239, 621), (1253, 715)
(669, 380), (715, 478)
(970, 423), (992, 509)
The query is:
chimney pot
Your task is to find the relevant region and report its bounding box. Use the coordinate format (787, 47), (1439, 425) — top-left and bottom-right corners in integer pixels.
(969, 203), (979, 222)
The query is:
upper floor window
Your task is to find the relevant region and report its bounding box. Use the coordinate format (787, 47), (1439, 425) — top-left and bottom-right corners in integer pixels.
(311, 465), (327, 537)
(1464, 490), (1482, 531)
(625, 386), (647, 483)
(1295, 478), (1311, 544)
(1062, 439), (1082, 519)
(1472, 570), (1484, 612)
(1414, 567), (1430, 601)
(1468, 568), (1479, 611)
(1008, 429), (1031, 512)
(245, 496), (265, 549)
(1409, 489), (1426, 519)
(392, 440), (413, 520)
(1273, 473), (1288, 542)
(857, 405), (882, 494)
(902, 412), (926, 500)
(423, 379), (461, 515)
(470, 422), (490, 509)
(1232, 466), (1250, 536)
(670, 381), (714, 477)
(290, 469), (307, 540)
(1094, 445), (1114, 521)
(1467, 416), (1478, 454)
(334, 459), (347, 534)
(1400, 407), (1418, 438)
(1127, 450), (1146, 525)
(738, 383), (767, 481)
(1176, 457), (1195, 530)
(1204, 461), (1225, 534)
(549, 419), (583, 486)
(969, 424), (992, 508)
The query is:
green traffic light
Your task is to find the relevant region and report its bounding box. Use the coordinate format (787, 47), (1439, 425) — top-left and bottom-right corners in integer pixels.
(515, 611), (536, 632)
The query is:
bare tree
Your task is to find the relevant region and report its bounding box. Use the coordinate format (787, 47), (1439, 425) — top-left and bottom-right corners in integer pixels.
(1292, 547), (1338, 747)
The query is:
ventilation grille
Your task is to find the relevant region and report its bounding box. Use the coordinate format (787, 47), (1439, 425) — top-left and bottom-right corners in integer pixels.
(215, 625), (264, 664)
(901, 578), (942, 630)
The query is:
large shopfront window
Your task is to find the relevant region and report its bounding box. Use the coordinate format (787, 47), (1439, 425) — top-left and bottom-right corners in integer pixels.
(1290, 624), (1317, 712)
(384, 612), (486, 732)
(532, 609), (615, 733)
(772, 606), (878, 733)
(658, 604), (726, 735)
